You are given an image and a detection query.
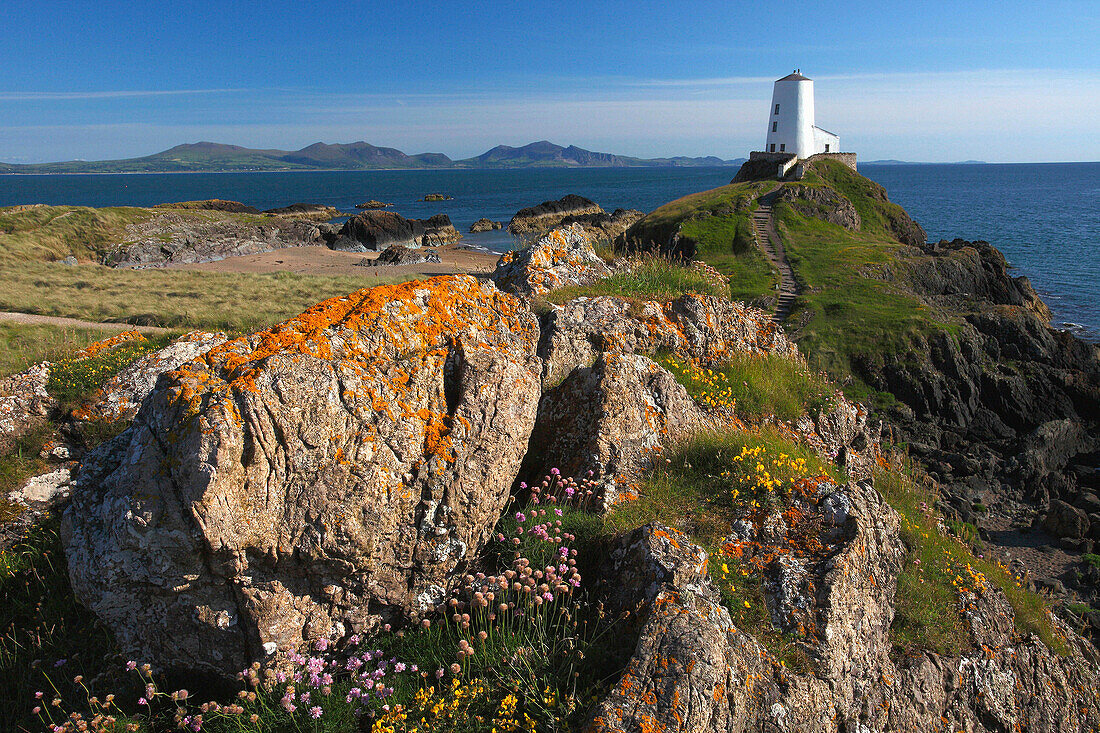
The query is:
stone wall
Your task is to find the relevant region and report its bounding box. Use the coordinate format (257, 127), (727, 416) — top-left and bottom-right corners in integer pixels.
(793, 152), (858, 177)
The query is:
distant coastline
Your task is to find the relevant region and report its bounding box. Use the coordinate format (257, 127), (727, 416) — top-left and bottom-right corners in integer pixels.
(0, 140), (746, 175)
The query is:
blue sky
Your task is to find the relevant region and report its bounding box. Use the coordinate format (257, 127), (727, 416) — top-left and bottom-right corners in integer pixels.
(2, 0), (1098, 163)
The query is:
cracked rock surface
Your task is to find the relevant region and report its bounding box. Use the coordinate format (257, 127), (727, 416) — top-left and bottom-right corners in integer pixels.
(63, 276), (541, 673)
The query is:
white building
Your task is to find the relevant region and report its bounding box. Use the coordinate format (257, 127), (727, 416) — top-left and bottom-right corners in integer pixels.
(764, 70), (839, 158)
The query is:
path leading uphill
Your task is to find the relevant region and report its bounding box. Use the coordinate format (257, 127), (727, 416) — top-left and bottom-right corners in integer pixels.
(0, 311), (170, 334)
(750, 190), (801, 325)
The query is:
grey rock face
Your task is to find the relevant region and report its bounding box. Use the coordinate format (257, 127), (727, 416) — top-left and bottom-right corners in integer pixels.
(523, 352), (706, 502)
(0, 361), (54, 447)
(491, 223), (612, 298)
(776, 185), (861, 231)
(63, 276), (541, 674)
(538, 293), (795, 387)
(111, 213), (323, 268)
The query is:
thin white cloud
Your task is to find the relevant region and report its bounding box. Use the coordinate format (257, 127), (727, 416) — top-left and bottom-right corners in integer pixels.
(0, 88), (249, 101)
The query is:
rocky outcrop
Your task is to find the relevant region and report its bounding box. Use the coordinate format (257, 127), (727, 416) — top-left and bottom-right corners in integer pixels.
(76, 331), (228, 424)
(261, 203), (341, 220)
(355, 200), (393, 209)
(0, 362), (54, 449)
(359, 245), (442, 267)
(507, 196), (643, 242)
(153, 200), (260, 214)
(332, 211), (461, 252)
(538, 293), (795, 387)
(775, 185), (861, 231)
(508, 195), (604, 237)
(589, 481), (1100, 733)
(796, 395), (879, 479)
(63, 276), (541, 674)
(419, 193), (453, 201)
(469, 218), (503, 233)
(112, 213), (323, 267)
(855, 240), (1100, 530)
(491, 224), (612, 298)
(522, 352), (706, 502)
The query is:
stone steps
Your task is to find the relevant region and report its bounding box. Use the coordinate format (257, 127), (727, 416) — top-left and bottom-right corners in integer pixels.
(749, 201), (800, 325)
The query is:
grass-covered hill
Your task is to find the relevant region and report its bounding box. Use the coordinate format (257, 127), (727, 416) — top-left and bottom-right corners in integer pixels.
(624, 160), (991, 404)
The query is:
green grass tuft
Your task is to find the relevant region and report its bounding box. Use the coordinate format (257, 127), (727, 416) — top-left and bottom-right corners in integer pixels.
(658, 352), (836, 421)
(875, 463), (1067, 657)
(544, 256), (730, 304)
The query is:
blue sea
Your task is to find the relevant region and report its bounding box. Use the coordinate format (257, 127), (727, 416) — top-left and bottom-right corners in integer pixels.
(1, 163), (1097, 340)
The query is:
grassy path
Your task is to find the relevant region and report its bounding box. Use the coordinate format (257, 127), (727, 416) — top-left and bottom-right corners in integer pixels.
(0, 311), (170, 334)
(750, 187), (801, 324)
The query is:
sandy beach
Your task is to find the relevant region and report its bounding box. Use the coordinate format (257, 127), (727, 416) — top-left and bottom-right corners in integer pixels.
(164, 243), (501, 279)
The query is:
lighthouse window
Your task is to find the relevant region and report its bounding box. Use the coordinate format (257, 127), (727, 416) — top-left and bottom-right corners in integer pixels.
(825, 144), (830, 152)
(774, 104), (780, 115)
(772, 121), (777, 132)
(770, 144), (775, 152)
(780, 144), (785, 152)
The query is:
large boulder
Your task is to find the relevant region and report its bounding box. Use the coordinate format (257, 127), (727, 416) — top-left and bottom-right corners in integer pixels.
(469, 218), (503, 233)
(507, 194), (604, 237)
(491, 223), (612, 298)
(1043, 499), (1090, 539)
(539, 293), (796, 387)
(335, 210), (460, 251)
(522, 352), (707, 503)
(63, 276), (542, 674)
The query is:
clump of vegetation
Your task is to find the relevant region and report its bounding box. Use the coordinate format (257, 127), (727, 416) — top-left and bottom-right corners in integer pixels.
(605, 427), (834, 670)
(1, 521), (121, 733)
(658, 352), (836, 421)
(18, 472), (633, 733)
(45, 332), (168, 406)
(0, 323), (148, 379)
(875, 462), (1066, 657)
(544, 255), (730, 304)
(622, 182), (778, 301)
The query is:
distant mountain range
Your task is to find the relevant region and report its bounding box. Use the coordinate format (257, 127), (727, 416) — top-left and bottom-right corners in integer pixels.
(0, 140), (745, 174)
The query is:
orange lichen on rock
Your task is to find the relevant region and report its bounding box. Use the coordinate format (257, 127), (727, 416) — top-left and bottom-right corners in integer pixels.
(72, 330), (147, 359)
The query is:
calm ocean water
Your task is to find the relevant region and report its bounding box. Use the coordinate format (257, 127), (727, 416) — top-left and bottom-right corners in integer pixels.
(1, 162), (1097, 340)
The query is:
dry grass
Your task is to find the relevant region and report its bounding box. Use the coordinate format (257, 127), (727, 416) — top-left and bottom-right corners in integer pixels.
(1, 204), (410, 333)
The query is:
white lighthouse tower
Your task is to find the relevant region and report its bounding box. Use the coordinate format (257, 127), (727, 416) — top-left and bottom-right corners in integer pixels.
(764, 70), (839, 158)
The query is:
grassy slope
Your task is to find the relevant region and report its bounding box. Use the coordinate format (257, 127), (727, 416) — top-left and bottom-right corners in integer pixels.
(623, 160), (956, 405)
(625, 180), (778, 300)
(0, 205), (406, 332)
